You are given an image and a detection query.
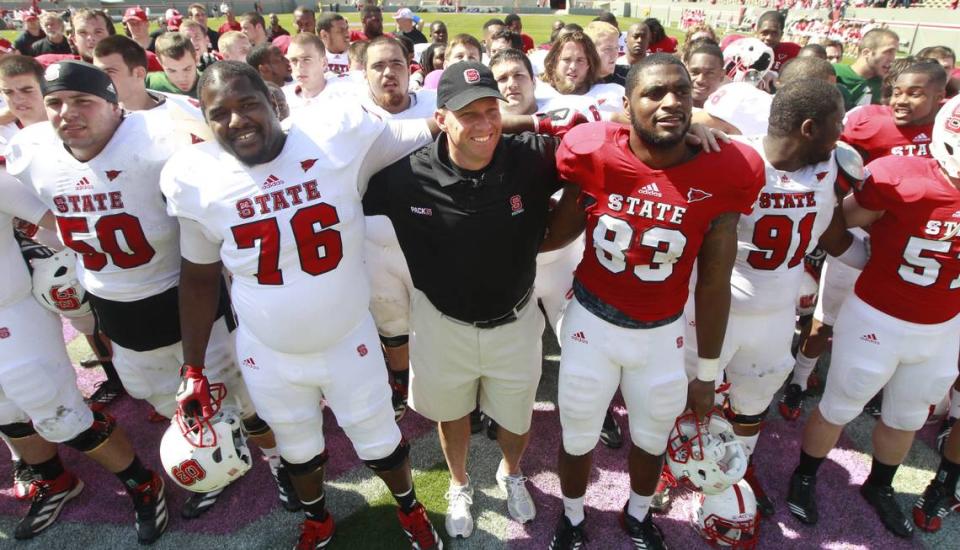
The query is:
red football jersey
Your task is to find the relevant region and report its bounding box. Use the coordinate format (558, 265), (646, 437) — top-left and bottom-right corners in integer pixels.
(854, 157), (960, 324)
(771, 42), (801, 72)
(842, 105), (933, 162)
(557, 123), (765, 321)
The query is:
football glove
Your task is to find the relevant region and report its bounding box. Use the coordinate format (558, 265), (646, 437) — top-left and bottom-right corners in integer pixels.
(177, 365), (216, 419)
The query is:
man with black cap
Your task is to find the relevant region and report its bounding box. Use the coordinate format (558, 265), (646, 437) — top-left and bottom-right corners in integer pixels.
(5, 60), (289, 526)
(363, 60), (567, 538)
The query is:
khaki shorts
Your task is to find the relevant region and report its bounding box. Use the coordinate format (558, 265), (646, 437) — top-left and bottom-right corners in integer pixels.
(408, 289), (543, 435)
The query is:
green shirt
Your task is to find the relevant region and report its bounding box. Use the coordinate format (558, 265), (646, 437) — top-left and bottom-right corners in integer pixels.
(145, 70), (199, 99)
(833, 63), (882, 111)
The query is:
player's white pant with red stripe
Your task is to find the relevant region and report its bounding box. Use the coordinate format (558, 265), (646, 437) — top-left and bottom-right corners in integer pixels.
(683, 303), (796, 416)
(819, 294), (960, 431)
(408, 289), (543, 435)
(0, 295), (93, 442)
(813, 256), (861, 326)
(111, 317), (254, 419)
(234, 313), (401, 464)
(558, 298), (688, 456)
(364, 237), (414, 340)
(534, 236), (584, 338)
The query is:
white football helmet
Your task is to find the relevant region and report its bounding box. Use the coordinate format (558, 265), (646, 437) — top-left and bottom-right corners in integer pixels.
(160, 394), (252, 493)
(722, 38), (774, 86)
(694, 480), (760, 548)
(666, 411), (748, 495)
(30, 249), (91, 319)
(931, 94), (960, 179)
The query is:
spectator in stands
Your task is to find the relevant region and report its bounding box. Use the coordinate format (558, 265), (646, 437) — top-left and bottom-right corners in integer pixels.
(13, 11), (44, 56)
(822, 39), (843, 63)
(31, 11), (71, 56)
(318, 13), (350, 74)
(756, 10), (801, 72)
(644, 18), (677, 54)
(188, 3), (220, 52)
(219, 30), (252, 62)
(72, 9), (114, 63)
(799, 43), (828, 59)
(423, 33), (482, 89)
(481, 18), (505, 57)
(293, 6), (316, 35)
(684, 41), (725, 108)
(241, 12), (269, 47)
(352, 5), (386, 42)
(585, 21), (627, 86)
(122, 7), (152, 50)
(488, 30), (523, 60)
(430, 21), (449, 45)
(835, 28), (899, 109)
(618, 22), (649, 66)
(93, 35), (165, 111)
(247, 43), (291, 87)
(540, 30), (601, 95)
(147, 32), (201, 97)
(679, 23), (716, 61)
(267, 14), (289, 42)
(180, 19), (219, 71)
(218, 4), (241, 34)
(394, 8), (427, 45)
(504, 13), (535, 52)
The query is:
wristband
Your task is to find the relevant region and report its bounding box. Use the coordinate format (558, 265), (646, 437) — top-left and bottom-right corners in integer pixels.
(696, 358), (720, 382)
(835, 233), (869, 270)
(531, 114), (542, 133)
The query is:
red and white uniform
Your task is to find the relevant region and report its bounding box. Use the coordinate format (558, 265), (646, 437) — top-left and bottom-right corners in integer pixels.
(771, 42), (801, 73)
(534, 81), (625, 115)
(5, 113), (250, 419)
(705, 82), (772, 136)
(684, 135), (839, 416)
(326, 50), (350, 75)
(0, 169), (93, 442)
(360, 90), (435, 340)
(819, 157), (960, 431)
(282, 74), (360, 116)
(842, 105), (934, 162)
(554, 122), (764, 456)
(161, 105), (431, 463)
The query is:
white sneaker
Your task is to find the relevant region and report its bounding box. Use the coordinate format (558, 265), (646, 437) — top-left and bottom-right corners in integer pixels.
(444, 478), (474, 538)
(496, 460), (536, 523)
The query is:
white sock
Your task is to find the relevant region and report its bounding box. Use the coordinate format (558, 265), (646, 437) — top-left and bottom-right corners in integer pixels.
(791, 352), (819, 390)
(736, 433), (760, 457)
(627, 491), (653, 521)
(562, 495), (585, 525)
(261, 446), (282, 469)
(950, 388), (960, 420)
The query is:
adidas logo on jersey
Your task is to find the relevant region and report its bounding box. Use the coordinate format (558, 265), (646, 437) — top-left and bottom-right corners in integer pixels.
(913, 133), (929, 143)
(639, 182), (662, 197)
(75, 177), (92, 190)
(571, 331), (588, 344)
(262, 174), (283, 189)
(241, 357), (257, 369)
(860, 333), (879, 345)
(952, 211), (960, 218)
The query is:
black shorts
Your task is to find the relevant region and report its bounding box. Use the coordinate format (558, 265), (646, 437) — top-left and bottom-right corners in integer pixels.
(89, 279), (232, 352)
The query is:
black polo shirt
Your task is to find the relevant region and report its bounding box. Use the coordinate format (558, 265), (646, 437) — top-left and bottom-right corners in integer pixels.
(364, 132), (560, 323)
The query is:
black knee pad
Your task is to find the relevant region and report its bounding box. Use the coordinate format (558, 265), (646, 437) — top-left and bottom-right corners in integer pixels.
(64, 412), (115, 452)
(379, 334), (409, 348)
(364, 439), (409, 472)
(798, 313), (814, 326)
(0, 422), (36, 439)
(724, 406), (767, 427)
(282, 450), (328, 477)
(242, 414), (271, 437)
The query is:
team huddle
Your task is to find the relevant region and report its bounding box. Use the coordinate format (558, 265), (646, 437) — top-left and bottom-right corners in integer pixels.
(0, 5), (958, 550)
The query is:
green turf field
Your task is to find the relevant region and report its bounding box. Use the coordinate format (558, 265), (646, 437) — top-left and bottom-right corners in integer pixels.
(0, 12), (682, 45)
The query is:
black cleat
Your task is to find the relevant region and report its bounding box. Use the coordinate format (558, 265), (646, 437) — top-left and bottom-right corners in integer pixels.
(600, 408), (623, 449)
(129, 473), (168, 545)
(913, 479), (960, 532)
(181, 487), (224, 519)
(621, 507), (667, 550)
(861, 483), (914, 538)
(12, 459), (37, 501)
(14, 472), (83, 539)
(779, 383), (805, 421)
(270, 461), (302, 512)
(86, 378), (125, 412)
(864, 393), (882, 418)
(787, 471), (818, 525)
(548, 514), (587, 550)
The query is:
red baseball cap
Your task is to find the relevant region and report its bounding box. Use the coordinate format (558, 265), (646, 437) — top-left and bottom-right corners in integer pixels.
(123, 7), (148, 23)
(0, 38), (14, 54)
(21, 10), (38, 22)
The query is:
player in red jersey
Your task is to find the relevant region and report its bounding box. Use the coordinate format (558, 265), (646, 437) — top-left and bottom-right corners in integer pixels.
(756, 11), (801, 74)
(843, 61), (947, 162)
(788, 93), (960, 540)
(544, 54), (765, 550)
